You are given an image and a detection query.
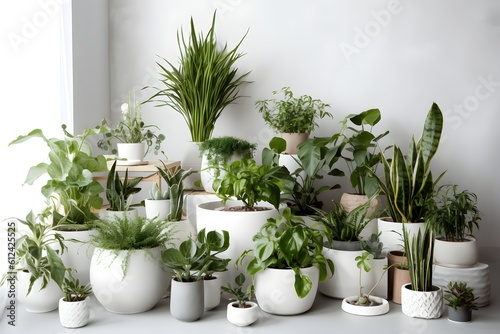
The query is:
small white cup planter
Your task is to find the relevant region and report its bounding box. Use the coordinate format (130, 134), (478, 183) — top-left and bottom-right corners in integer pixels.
(434, 236), (478, 268)
(254, 266), (319, 315)
(401, 283), (443, 319)
(341, 295), (390, 316)
(145, 199), (171, 220)
(117, 142), (145, 163)
(17, 271), (63, 313)
(58, 297), (90, 328)
(227, 301), (259, 326)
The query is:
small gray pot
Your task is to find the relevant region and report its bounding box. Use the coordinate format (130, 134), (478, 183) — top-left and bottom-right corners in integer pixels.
(170, 278), (204, 322)
(447, 306), (472, 323)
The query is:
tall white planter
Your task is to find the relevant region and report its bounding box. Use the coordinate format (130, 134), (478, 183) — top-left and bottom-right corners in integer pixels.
(401, 283), (443, 319)
(254, 267), (319, 315)
(57, 229), (95, 285)
(17, 271), (63, 313)
(181, 141), (202, 190)
(377, 218), (426, 255)
(196, 200), (283, 288)
(90, 246), (169, 314)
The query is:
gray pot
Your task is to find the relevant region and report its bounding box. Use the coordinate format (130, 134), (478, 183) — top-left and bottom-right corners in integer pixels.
(170, 278), (204, 322)
(448, 306), (472, 322)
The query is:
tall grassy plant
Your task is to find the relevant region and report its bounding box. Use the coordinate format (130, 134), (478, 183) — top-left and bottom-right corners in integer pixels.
(403, 224), (434, 292)
(145, 12), (251, 142)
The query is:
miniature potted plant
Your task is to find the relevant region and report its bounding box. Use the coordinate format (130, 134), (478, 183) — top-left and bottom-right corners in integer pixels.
(444, 281), (478, 322)
(425, 184), (481, 268)
(89, 214), (174, 314)
(58, 271), (92, 328)
(256, 86), (332, 154)
(237, 207), (334, 315)
(368, 102), (446, 254)
(96, 90), (166, 162)
(341, 251), (390, 316)
(401, 223), (443, 319)
(161, 228), (230, 322)
(221, 273), (259, 327)
(0, 210), (65, 313)
(196, 158), (290, 288)
(144, 183), (171, 220)
(198, 136), (257, 193)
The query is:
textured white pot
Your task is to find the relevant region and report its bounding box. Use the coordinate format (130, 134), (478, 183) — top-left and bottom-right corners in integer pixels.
(254, 267), (319, 315)
(90, 246), (169, 314)
(401, 283), (443, 319)
(57, 229), (95, 285)
(58, 297), (90, 328)
(227, 301), (259, 326)
(117, 142), (145, 162)
(18, 271), (63, 313)
(341, 295), (390, 316)
(377, 218), (426, 255)
(434, 236), (478, 268)
(145, 199), (171, 220)
(196, 200), (283, 288)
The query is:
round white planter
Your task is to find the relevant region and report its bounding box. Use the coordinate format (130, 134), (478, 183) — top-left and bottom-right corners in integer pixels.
(227, 301), (259, 326)
(145, 199), (171, 220)
(434, 236), (478, 268)
(58, 297), (90, 328)
(117, 142), (145, 162)
(254, 266), (319, 315)
(401, 283), (443, 319)
(56, 229), (95, 285)
(196, 200), (283, 288)
(90, 246), (169, 314)
(17, 271), (63, 313)
(377, 218), (426, 255)
(341, 295), (390, 316)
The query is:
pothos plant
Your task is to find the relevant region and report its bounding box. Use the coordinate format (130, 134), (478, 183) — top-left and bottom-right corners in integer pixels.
(256, 86), (332, 134)
(237, 207), (334, 298)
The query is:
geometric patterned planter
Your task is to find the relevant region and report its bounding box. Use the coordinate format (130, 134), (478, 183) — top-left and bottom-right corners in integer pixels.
(401, 283), (443, 319)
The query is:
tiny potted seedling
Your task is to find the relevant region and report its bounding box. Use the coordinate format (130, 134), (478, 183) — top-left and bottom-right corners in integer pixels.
(221, 273), (259, 327)
(58, 271), (92, 328)
(341, 251), (390, 316)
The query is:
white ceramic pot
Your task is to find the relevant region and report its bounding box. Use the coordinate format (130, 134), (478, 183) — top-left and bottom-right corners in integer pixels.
(56, 229), (95, 285)
(17, 271), (63, 313)
(377, 218), (426, 255)
(319, 247), (363, 299)
(341, 295), (390, 316)
(99, 208), (138, 220)
(196, 200), (283, 288)
(401, 283), (443, 319)
(170, 278), (204, 322)
(254, 266), (319, 315)
(170, 218), (197, 248)
(181, 141), (202, 190)
(281, 132), (309, 154)
(117, 142), (145, 162)
(145, 198), (171, 220)
(200, 153), (243, 193)
(227, 301), (259, 326)
(434, 236), (478, 268)
(58, 297), (90, 328)
(90, 246), (169, 314)
(204, 275), (222, 311)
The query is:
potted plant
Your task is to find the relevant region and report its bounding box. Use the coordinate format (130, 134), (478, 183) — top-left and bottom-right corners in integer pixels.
(401, 223), (443, 319)
(341, 251), (390, 316)
(425, 184), (481, 268)
(58, 271), (92, 328)
(0, 211), (65, 313)
(96, 89), (165, 163)
(89, 214), (174, 314)
(156, 162), (196, 245)
(444, 281), (478, 322)
(221, 273), (259, 327)
(196, 158), (289, 288)
(161, 228), (230, 321)
(9, 125), (109, 284)
(368, 102), (446, 254)
(237, 207), (334, 315)
(144, 12), (250, 188)
(313, 200), (379, 299)
(144, 183), (171, 220)
(101, 160), (143, 219)
(256, 86), (332, 154)
(198, 136), (257, 193)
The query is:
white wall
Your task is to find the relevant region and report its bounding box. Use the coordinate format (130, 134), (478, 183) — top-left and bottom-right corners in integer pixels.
(107, 0), (500, 261)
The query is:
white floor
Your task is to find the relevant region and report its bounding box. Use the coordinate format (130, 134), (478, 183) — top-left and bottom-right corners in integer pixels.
(1, 262), (498, 334)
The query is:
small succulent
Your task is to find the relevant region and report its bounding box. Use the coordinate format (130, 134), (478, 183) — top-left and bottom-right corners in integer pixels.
(444, 281), (478, 311)
(149, 183), (170, 200)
